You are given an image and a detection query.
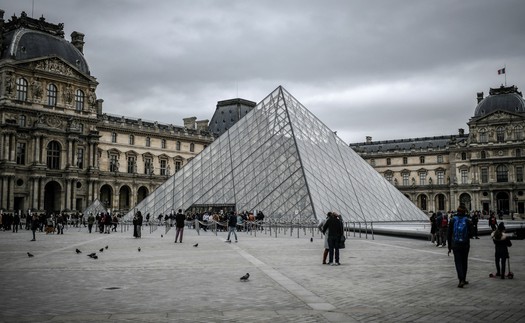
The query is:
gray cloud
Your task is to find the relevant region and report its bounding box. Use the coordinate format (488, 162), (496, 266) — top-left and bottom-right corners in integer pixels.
(4, 0), (525, 142)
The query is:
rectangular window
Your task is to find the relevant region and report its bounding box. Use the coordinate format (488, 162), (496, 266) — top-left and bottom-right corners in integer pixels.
(175, 161), (182, 173)
(402, 173), (409, 186)
(77, 148), (84, 169)
(437, 171), (444, 185)
(111, 132), (117, 143)
(160, 159), (167, 176)
(16, 142), (26, 165)
(127, 156), (136, 174)
(461, 169), (468, 184)
(19, 115), (26, 127)
(517, 166), (523, 182)
(176, 141), (181, 151)
(479, 132), (487, 143)
(146, 137), (151, 147)
(370, 159), (375, 166)
(161, 139), (166, 149)
(109, 155), (118, 172)
(437, 155), (443, 163)
(386, 158), (391, 166)
(419, 173), (426, 185)
(129, 135), (134, 145)
(403, 157), (408, 165)
(481, 167), (488, 183)
(144, 157), (152, 175)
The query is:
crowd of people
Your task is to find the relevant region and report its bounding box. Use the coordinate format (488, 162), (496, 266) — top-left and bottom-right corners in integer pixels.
(428, 206), (515, 288)
(0, 210), (122, 240)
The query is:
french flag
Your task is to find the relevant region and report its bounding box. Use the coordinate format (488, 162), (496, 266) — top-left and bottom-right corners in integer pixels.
(498, 68), (506, 75)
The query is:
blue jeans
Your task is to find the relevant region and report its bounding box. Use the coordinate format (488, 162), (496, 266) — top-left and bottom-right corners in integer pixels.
(227, 226), (237, 241)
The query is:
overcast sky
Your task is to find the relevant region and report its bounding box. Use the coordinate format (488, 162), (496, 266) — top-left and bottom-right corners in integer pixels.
(4, 0), (525, 143)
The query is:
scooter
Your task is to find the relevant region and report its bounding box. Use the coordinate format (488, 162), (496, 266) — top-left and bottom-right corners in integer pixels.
(489, 258), (514, 279)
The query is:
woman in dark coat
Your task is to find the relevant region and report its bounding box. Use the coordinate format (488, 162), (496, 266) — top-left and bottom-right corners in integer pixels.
(491, 222), (512, 279)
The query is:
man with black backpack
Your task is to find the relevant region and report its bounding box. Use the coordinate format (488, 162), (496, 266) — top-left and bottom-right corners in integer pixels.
(447, 205), (474, 288)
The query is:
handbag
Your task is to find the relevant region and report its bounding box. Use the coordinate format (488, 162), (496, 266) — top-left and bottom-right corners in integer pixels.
(340, 235), (346, 249)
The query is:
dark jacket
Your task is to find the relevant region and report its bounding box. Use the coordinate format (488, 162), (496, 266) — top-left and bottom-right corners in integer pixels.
(175, 212), (185, 228)
(492, 231), (512, 258)
(322, 216), (343, 237)
(228, 214), (237, 227)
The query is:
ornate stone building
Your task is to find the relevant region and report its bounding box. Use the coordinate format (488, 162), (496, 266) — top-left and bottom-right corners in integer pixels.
(0, 11), (213, 214)
(350, 84), (525, 217)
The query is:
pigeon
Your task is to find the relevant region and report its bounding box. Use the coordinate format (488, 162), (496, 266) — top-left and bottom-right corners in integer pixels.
(240, 273), (250, 281)
(76, 248), (82, 254)
(193, 243), (198, 247)
(87, 252), (96, 258)
(27, 252), (34, 258)
(138, 247), (141, 252)
(99, 248), (104, 252)
(161, 235), (163, 238)
(105, 246), (108, 250)
(310, 237), (313, 242)
(92, 255), (98, 259)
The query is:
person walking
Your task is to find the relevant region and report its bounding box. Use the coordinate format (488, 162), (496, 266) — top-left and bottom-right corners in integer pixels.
(174, 209), (185, 243)
(225, 211), (238, 243)
(322, 212), (344, 266)
(447, 205), (473, 288)
(491, 222), (512, 279)
(12, 212), (20, 233)
(30, 213), (39, 241)
(87, 213), (95, 233)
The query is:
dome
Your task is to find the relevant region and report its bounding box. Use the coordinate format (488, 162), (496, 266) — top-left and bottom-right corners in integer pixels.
(0, 12), (90, 75)
(474, 85), (525, 117)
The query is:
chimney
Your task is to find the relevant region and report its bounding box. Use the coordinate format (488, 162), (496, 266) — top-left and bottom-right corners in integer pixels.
(366, 136), (372, 144)
(71, 31), (85, 54)
(476, 92), (484, 104)
(196, 119), (209, 131)
(458, 128), (464, 136)
(183, 117), (197, 130)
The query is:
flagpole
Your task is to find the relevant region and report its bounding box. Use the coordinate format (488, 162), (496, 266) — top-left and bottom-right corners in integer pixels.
(504, 64), (507, 86)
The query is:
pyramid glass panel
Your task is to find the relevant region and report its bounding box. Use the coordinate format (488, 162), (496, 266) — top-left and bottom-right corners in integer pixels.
(126, 86), (428, 223)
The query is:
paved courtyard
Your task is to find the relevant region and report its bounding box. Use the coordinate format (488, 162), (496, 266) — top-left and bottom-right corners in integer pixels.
(0, 223), (524, 322)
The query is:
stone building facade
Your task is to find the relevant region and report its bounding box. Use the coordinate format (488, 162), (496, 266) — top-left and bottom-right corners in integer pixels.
(350, 85), (525, 217)
(0, 11), (213, 214)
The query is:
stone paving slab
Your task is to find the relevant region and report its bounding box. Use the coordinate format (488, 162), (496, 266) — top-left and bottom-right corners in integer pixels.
(0, 225), (524, 322)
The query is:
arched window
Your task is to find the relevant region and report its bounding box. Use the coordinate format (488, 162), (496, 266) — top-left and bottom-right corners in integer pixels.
(419, 156), (425, 164)
(386, 157), (391, 166)
(480, 150), (486, 159)
(190, 143), (195, 152)
(47, 84), (57, 106)
(496, 127), (505, 143)
(16, 78), (28, 101)
(496, 165), (508, 182)
(75, 89), (84, 111)
(461, 152), (467, 160)
(47, 141), (61, 169)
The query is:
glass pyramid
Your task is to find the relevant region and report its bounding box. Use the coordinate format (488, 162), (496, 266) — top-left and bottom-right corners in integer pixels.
(126, 86), (428, 223)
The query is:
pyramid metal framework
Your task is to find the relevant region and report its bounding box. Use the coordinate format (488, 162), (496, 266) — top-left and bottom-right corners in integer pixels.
(126, 86), (427, 223)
